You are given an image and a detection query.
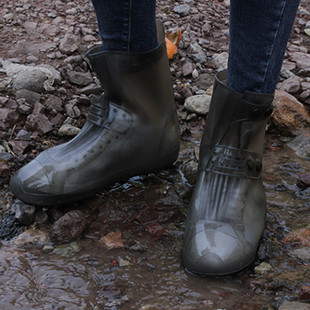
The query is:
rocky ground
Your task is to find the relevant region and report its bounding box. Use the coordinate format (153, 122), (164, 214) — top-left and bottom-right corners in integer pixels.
(0, 0), (310, 309)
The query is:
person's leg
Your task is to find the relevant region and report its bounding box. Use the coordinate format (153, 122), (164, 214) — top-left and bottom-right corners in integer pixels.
(91, 0), (158, 52)
(183, 0), (300, 276)
(227, 0), (300, 94)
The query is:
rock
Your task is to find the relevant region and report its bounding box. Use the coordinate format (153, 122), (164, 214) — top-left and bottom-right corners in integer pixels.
(67, 71), (93, 86)
(297, 173), (310, 189)
(280, 228), (310, 247)
(65, 102), (81, 118)
(287, 132), (310, 159)
(190, 43), (207, 64)
(25, 102), (53, 134)
(58, 124), (80, 137)
(53, 242), (81, 257)
(178, 84), (193, 99)
(59, 33), (79, 55)
(4, 13), (14, 21)
(13, 200), (36, 226)
(289, 247), (310, 262)
(182, 62), (193, 76)
(44, 95), (63, 112)
(14, 229), (50, 247)
(51, 210), (89, 243)
(0, 108), (19, 130)
(77, 83), (102, 95)
(299, 286), (310, 301)
(212, 52), (228, 71)
(270, 90), (310, 136)
(181, 160), (198, 185)
(15, 89), (41, 106)
(290, 52), (310, 70)
(99, 230), (124, 249)
(0, 152), (14, 161)
(16, 129), (31, 141)
(192, 68), (199, 79)
(23, 21), (37, 32)
(173, 4), (190, 16)
(279, 301), (310, 310)
(9, 140), (29, 155)
(1, 60), (61, 92)
(0, 161), (10, 182)
(278, 75), (302, 93)
(254, 262), (272, 275)
(184, 94), (212, 115)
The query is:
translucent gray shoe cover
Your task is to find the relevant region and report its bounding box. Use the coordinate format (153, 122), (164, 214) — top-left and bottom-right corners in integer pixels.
(183, 71), (274, 276)
(10, 23), (180, 206)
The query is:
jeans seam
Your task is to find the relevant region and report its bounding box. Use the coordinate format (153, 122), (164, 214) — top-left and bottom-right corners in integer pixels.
(127, 0), (133, 52)
(258, 0), (287, 92)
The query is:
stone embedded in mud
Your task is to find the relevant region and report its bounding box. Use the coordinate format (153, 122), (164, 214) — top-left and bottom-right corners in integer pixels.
(279, 301), (310, 310)
(287, 133), (310, 159)
(14, 229), (50, 247)
(184, 94), (212, 115)
(280, 228), (310, 247)
(99, 230), (124, 250)
(270, 90), (310, 136)
(297, 173), (310, 189)
(53, 242), (81, 258)
(51, 210), (89, 243)
(13, 200), (36, 226)
(254, 262), (272, 275)
(299, 286), (310, 301)
(289, 247), (310, 262)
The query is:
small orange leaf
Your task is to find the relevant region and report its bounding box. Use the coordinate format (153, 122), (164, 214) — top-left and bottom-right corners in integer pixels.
(165, 28), (182, 59)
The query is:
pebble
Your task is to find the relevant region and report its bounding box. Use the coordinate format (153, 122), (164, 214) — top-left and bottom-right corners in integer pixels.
(289, 247), (310, 262)
(59, 33), (79, 55)
(192, 68), (199, 79)
(270, 90), (310, 136)
(67, 71), (93, 86)
(184, 94), (212, 115)
(279, 301), (310, 310)
(254, 262), (272, 275)
(297, 173), (310, 189)
(53, 242), (82, 258)
(181, 160), (198, 185)
(15, 89), (41, 106)
(182, 62), (193, 77)
(287, 132), (310, 160)
(44, 95), (63, 112)
(99, 230), (124, 249)
(51, 210), (90, 243)
(14, 229), (50, 247)
(13, 200), (36, 226)
(299, 286), (310, 301)
(279, 75), (302, 93)
(58, 123), (80, 137)
(173, 4), (190, 16)
(212, 52), (228, 71)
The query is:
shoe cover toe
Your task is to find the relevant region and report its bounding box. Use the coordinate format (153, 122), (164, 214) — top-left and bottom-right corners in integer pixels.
(183, 228), (254, 276)
(10, 159), (51, 197)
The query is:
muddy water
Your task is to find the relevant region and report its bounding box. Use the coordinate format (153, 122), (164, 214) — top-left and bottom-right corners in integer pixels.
(0, 134), (309, 309)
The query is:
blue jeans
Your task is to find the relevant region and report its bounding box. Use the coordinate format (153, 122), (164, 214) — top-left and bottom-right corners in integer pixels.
(91, 0), (300, 94)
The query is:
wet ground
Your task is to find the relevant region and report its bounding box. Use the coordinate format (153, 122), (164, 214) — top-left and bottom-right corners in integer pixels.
(0, 133), (309, 310)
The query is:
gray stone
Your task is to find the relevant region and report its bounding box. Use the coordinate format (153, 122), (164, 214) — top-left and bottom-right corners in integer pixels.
(44, 95), (63, 112)
(14, 229), (50, 247)
(0, 145), (6, 153)
(184, 95), (212, 115)
(289, 247), (310, 261)
(192, 68), (199, 79)
(13, 200), (36, 226)
(181, 160), (198, 185)
(290, 52), (310, 70)
(279, 301), (310, 310)
(67, 71), (93, 86)
(212, 52), (228, 71)
(59, 33), (79, 55)
(173, 4), (190, 16)
(182, 62), (193, 77)
(279, 75), (302, 93)
(287, 132), (310, 159)
(254, 262), (272, 275)
(16, 89), (41, 106)
(51, 210), (90, 243)
(25, 102), (53, 134)
(1, 60), (61, 92)
(58, 124), (80, 137)
(77, 83), (102, 95)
